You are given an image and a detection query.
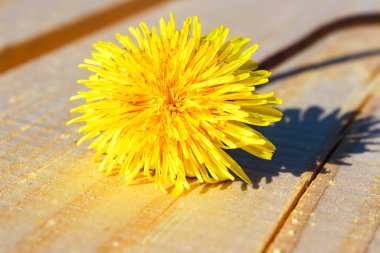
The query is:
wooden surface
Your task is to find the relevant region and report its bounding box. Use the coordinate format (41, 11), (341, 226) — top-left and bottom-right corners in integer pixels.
(0, 0), (380, 252)
(268, 88), (380, 253)
(0, 0), (167, 72)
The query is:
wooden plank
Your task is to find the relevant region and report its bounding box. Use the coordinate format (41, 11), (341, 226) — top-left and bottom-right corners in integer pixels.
(107, 26), (380, 253)
(0, 0), (127, 48)
(0, 0), (168, 73)
(0, 0), (380, 252)
(266, 81), (380, 253)
(368, 222), (380, 253)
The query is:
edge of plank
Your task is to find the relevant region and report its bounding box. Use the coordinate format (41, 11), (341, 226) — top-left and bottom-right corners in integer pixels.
(0, 0), (169, 74)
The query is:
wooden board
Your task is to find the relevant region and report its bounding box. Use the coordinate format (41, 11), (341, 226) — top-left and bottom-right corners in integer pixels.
(0, 0), (168, 72)
(0, 0), (380, 252)
(0, 0), (128, 48)
(267, 85), (380, 253)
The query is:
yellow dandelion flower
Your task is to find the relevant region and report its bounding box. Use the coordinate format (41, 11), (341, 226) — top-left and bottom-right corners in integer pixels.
(68, 13), (282, 195)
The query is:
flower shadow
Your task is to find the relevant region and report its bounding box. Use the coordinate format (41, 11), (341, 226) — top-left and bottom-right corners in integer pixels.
(227, 106), (380, 189)
(121, 105), (380, 194)
(199, 181), (233, 194)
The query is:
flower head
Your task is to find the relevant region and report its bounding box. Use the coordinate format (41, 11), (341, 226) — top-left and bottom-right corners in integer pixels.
(68, 13), (282, 195)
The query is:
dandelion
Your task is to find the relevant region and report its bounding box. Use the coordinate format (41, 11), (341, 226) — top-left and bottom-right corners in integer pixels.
(67, 13), (282, 195)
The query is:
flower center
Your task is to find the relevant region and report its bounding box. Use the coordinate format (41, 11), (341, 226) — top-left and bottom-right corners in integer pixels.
(163, 87), (184, 112)
(168, 99), (184, 112)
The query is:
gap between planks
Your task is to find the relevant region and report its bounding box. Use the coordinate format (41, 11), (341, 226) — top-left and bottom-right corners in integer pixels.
(0, 0), (380, 252)
(261, 47), (380, 253)
(265, 71), (380, 253)
(258, 13), (380, 250)
(0, 0), (168, 74)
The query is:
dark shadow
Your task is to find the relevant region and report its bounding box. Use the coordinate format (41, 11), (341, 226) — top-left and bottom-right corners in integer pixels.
(199, 181), (233, 194)
(333, 113), (380, 164)
(104, 103), (380, 193)
(226, 106), (380, 189)
(198, 15), (380, 193)
(270, 47), (380, 83)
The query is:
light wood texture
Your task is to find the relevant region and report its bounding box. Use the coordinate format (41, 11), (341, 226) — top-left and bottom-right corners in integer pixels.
(369, 220), (380, 253)
(0, 0), (380, 252)
(0, 0), (167, 72)
(0, 0), (128, 49)
(266, 71), (380, 253)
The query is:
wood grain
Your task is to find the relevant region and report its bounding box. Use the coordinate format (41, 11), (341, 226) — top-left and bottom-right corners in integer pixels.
(105, 26), (379, 253)
(0, 0), (380, 252)
(0, 0), (127, 49)
(0, 0), (168, 73)
(266, 81), (380, 253)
